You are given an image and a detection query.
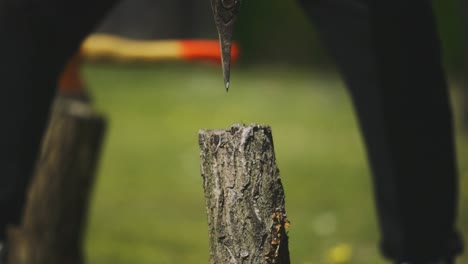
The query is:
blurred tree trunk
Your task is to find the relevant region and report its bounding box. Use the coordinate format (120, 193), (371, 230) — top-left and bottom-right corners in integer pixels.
(7, 96), (106, 264)
(462, 0), (468, 128)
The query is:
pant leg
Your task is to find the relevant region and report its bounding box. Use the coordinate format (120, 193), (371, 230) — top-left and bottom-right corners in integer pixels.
(298, 0), (463, 261)
(0, 0), (118, 240)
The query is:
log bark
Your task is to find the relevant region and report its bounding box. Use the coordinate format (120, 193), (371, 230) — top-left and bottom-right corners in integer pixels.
(7, 96), (107, 264)
(198, 124), (290, 264)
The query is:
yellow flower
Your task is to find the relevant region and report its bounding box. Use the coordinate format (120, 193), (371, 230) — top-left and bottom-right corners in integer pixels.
(326, 243), (352, 264)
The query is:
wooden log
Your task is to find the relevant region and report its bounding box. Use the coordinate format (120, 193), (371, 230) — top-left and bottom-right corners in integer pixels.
(198, 124), (291, 264)
(7, 96), (107, 264)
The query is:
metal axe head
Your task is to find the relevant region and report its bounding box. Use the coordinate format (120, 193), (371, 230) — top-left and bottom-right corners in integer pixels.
(210, 0), (241, 91)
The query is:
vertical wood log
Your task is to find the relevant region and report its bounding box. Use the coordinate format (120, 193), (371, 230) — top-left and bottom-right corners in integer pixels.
(7, 96), (107, 264)
(198, 124), (290, 264)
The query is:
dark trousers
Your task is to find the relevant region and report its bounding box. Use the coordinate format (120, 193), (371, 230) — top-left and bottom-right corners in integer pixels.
(299, 0), (463, 262)
(0, 0), (463, 262)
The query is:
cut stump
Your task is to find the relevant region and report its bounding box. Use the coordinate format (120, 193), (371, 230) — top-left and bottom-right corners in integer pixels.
(7, 96), (107, 264)
(198, 124), (290, 264)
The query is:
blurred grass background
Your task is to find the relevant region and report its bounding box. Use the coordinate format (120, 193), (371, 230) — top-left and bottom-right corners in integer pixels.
(81, 62), (468, 264)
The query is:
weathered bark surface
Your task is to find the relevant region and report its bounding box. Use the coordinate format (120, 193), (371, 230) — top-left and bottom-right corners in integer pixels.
(7, 96), (107, 264)
(199, 124), (290, 264)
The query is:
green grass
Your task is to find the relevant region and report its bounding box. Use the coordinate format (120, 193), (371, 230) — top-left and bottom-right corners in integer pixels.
(82, 62), (468, 264)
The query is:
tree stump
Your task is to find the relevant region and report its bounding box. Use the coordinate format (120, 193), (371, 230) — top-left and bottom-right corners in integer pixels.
(198, 124), (291, 264)
(7, 96), (107, 264)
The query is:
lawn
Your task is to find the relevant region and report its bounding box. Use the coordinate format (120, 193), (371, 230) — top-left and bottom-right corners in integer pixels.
(82, 62), (468, 264)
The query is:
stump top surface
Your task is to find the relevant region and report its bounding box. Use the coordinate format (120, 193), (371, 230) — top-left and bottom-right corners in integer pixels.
(198, 123), (271, 135)
(198, 123), (273, 149)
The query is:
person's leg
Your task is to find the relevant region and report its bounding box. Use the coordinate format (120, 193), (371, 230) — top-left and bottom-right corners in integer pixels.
(369, 1), (462, 262)
(298, 0), (462, 262)
(0, 0), (118, 241)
